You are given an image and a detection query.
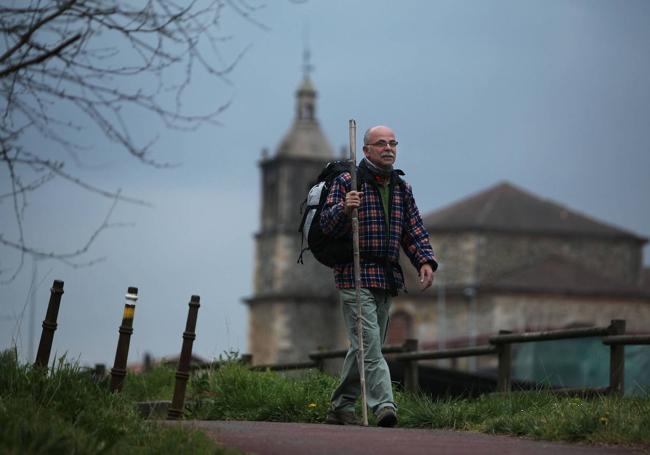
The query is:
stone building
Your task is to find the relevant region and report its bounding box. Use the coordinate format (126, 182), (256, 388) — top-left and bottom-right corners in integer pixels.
(246, 77), (650, 373)
(391, 182), (650, 374)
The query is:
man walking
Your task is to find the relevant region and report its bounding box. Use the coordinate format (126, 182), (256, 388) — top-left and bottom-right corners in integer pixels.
(320, 125), (437, 427)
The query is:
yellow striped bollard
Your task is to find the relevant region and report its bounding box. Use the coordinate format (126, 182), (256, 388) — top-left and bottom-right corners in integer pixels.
(110, 287), (138, 393)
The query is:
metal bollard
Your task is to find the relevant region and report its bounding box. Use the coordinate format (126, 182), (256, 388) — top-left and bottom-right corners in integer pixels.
(34, 280), (65, 368)
(110, 287), (138, 393)
(167, 295), (201, 420)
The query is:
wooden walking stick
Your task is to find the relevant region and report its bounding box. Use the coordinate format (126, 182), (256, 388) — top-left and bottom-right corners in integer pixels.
(349, 119), (368, 426)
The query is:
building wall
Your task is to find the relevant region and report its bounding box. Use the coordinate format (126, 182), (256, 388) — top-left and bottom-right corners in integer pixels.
(479, 233), (642, 285)
(392, 290), (650, 371)
(428, 231), (643, 286)
(260, 157), (326, 232)
(426, 232), (479, 286)
(492, 294), (650, 334)
(254, 232), (336, 297)
(248, 297), (344, 364)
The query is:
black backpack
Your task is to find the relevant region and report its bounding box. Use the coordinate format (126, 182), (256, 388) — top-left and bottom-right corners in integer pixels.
(297, 160), (356, 267)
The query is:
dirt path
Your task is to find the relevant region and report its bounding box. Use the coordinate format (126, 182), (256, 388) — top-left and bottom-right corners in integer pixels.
(166, 420), (648, 455)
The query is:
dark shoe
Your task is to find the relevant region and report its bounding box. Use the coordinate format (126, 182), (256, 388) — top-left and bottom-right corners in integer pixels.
(376, 407), (397, 428)
(325, 408), (361, 425)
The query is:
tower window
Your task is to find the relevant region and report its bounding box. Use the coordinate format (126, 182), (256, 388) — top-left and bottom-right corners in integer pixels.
(300, 103), (314, 120)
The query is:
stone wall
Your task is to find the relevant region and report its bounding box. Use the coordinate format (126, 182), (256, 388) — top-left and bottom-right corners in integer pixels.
(426, 232), (479, 286)
(259, 157), (326, 232)
(247, 297), (344, 365)
(478, 233), (642, 285)
(253, 232), (335, 297)
(428, 231), (643, 286)
(492, 294), (650, 333)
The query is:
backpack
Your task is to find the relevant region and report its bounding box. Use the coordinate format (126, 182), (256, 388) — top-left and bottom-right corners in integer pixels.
(297, 160), (356, 267)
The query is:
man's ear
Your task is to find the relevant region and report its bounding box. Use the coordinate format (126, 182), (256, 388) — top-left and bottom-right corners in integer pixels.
(362, 146), (369, 157)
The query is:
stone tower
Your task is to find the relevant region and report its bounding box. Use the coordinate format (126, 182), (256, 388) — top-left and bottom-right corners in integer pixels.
(246, 75), (345, 364)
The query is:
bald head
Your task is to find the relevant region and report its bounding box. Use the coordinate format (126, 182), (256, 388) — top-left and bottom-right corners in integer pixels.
(362, 125), (398, 169)
(363, 125), (395, 145)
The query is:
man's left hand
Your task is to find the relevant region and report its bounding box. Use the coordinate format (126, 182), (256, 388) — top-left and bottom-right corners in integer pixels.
(419, 263), (435, 291)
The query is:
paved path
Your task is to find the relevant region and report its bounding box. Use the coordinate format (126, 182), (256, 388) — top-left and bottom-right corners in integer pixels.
(166, 421), (648, 455)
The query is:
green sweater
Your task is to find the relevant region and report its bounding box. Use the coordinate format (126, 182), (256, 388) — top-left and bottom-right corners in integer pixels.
(377, 181), (390, 232)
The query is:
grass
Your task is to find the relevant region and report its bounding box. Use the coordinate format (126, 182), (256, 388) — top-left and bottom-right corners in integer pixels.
(186, 363), (339, 423)
(397, 390), (650, 445)
(146, 360), (649, 446)
(9, 349), (647, 451)
(0, 349), (234, 454)
(121, 363), (177, 401)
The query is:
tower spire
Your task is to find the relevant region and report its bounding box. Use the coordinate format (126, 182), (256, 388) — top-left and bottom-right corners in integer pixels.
(296, 31), (316, 123)
(302, 25), (314, 80)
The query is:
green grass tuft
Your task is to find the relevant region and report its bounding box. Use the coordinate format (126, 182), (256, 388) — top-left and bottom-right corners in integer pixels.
(0, 349), (230, 454)
(397, 389), (650, 445)
(121, 364), (176, 401)
(186, 362), (338, 423)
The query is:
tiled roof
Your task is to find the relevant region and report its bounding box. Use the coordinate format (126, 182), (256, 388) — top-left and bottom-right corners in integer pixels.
(484, 256), (648, 297)
(400, 255), (649, 298)
(423, 182), (646, 241)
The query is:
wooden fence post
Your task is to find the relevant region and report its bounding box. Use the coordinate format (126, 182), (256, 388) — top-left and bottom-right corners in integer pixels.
(496, 330), (512, 393)
(34, 280), (65, 368)
(608, 319), (626, 395)
(110, 287), (138, 393)
(311, 348), (327, 372)
(168, 295), (201, 420)
(402, 338), (419, 393)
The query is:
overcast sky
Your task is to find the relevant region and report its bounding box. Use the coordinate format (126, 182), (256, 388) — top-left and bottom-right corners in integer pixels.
(2, 0), (649, 367)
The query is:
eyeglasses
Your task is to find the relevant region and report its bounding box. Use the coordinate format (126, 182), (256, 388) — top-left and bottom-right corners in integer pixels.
(366, 140), (398, 148)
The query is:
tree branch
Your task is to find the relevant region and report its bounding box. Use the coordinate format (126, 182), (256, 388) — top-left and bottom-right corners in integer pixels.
(0, 0), (271, 280)
(0, 33), (82, 78)
(0, 0), (78, 64)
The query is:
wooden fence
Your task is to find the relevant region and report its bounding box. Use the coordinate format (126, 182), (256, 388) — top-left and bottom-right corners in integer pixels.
(235, 319), (650, 396)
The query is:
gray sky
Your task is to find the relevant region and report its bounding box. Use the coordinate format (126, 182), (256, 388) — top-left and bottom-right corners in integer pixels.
(2, 0), (649, 367)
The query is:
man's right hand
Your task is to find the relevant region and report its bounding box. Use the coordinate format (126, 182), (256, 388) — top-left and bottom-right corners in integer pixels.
(344, 191), (363, 216)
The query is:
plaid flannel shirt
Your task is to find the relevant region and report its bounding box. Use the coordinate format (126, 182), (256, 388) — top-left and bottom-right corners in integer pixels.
(319, 168), (436, 291)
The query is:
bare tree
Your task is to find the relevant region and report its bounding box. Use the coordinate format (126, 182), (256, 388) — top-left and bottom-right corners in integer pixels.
(0, 0), (267, 281)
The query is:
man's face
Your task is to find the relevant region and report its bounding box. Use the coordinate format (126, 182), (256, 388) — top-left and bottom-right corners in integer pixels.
(362, 126), (398, 169)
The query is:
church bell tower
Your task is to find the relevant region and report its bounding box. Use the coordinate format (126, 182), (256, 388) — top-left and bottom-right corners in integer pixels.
(246, 63), (345, 364)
